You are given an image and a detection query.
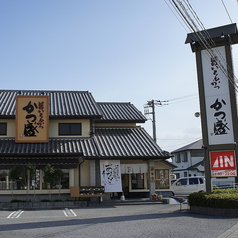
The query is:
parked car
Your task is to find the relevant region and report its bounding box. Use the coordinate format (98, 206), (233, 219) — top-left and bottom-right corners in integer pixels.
(171, 176), (205, 196)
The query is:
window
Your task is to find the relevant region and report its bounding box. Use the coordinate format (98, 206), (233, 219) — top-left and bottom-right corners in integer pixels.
(131, 173), (144, 189)
(189, 178), (199, 185)
(0, 123), (7, 135)
(176, 178), (188, 186)
(43, 168), (69, 189)
(155, 169), (169, 189)
(199, 178), (204, 184)
(59, 123), (82, 136)
(182, 153), (188, 162)
(175, 154), (181, 163)
(0, 169), (11, 189)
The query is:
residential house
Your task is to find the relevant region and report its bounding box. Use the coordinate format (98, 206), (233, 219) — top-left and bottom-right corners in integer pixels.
(0, 90), (174, 202)
(171, 139), (235, 186)
(171, 139), (204, 179)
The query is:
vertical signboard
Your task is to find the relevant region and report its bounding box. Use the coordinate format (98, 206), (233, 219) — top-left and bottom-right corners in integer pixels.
(210, 150), (237, 177)
(201, 46), (234, 145)
(100, 160), (122, 193)
(15, 95), (49, 143)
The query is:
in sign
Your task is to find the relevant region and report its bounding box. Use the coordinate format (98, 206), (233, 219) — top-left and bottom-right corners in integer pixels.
(210, 150), (237, 177)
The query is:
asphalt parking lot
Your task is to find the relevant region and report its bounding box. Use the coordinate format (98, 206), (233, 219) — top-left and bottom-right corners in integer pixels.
(0, 203), (238, 238)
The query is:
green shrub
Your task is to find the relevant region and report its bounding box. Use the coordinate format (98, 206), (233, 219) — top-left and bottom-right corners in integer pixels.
(40, 199), (51, 202)
(52, 199), (62, 202)
(10, 199), (27, 203)
(188, 189), (238, 209)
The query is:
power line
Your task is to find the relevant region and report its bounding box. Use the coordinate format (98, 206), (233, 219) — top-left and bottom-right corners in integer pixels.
(165, 0), (238, 94)
(221, 0), (233, 23)
(166, 93), (198, 102)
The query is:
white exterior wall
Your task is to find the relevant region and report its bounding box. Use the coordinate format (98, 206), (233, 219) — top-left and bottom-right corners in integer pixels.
(50, 119), (91, 138)
(0, 119), (15, 137)
(172, 151), (204, 178)
(0, 118), (91, 138)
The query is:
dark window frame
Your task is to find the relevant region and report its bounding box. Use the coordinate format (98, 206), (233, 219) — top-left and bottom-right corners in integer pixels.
(0, 123), (7, 135)
(58, 123), (82, 136)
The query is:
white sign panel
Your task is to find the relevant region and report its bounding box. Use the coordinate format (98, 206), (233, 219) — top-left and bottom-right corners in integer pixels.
(100, 160), (122, 193)
(120, 164), (148, 174)
(201, 46), (234, 145)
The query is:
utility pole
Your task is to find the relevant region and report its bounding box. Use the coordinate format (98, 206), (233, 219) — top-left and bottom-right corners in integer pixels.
(144, 100), (168, 142)
(144, 99), (168, 199)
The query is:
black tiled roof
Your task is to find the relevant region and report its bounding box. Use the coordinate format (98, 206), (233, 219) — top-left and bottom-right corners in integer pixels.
(94, 127), (169, 158)
(97, 102), (146, 122)
(0, 158), (79, 166)
(0, 127), (171, 160)
(0, 90), (146, 122)
(0, 138), (98, 158)
(0, 90), (102, 118)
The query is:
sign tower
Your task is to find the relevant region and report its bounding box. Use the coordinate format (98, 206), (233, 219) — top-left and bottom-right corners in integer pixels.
(186, 24), (238, 192)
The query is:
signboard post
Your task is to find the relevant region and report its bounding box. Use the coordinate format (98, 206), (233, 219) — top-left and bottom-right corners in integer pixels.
(186, 24), (238, 192)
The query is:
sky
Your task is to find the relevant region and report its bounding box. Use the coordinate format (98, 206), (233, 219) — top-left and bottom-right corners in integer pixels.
(1, 0), (238, 152)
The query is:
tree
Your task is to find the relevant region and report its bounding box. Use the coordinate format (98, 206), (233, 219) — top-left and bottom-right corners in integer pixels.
(9, 167), (21, 197)
(54, 168), (64, 198)
(43, 164), (64, 200)
(26, 164), (36, 200)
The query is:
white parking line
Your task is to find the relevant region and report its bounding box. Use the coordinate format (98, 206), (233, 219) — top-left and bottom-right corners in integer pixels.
(7, 209), (24, 219)
(63, 208), (77, 217)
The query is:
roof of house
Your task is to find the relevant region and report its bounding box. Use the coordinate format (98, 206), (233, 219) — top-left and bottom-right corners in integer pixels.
(97, 102), (146, 123)
(94, 127), (167, 158)
(187, 160), (204, 172)
(171, 139), (203, 153)
(0, 127), (171, 162)
(0, 90), (146, 122)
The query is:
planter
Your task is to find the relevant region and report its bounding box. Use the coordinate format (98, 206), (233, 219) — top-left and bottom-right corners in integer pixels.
(152, 195), (157, 200)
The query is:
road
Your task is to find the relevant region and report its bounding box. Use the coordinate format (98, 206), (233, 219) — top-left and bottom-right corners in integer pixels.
(0, 203), (237, 238)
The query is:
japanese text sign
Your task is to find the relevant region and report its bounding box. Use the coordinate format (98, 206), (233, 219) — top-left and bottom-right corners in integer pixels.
(15, 95), (49, 143)
(210, 150), (237, 177)
(201, 46), (234, 145)
(100, 160), (122, 192)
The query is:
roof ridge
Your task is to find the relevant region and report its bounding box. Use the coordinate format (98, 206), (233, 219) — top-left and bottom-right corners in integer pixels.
(97, 102), (131, 104)
(0, 89), (90, 93)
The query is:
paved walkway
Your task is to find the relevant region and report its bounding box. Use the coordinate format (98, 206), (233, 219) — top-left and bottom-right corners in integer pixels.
(100, 198), (238, 238)
(218, 223), (238, 238)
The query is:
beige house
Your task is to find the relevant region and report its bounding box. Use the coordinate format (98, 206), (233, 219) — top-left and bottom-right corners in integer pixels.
(0, 90), (174, 202)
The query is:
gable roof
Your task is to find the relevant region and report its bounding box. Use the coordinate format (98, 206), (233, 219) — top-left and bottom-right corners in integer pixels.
(0, 90), (146, 122)
(97, 102), (146, 123)
(0, 90), (102, 119)
(187, 160), (204, 172)
(94, 127), (169, 159)
(171, 139), (203, 153)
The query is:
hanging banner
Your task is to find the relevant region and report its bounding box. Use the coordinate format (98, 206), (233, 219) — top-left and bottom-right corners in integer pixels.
(15, 95), (49, 143)
(100, 160), (122, 193)
(201, 46), (234, 145)
(210, 150), (237, 177)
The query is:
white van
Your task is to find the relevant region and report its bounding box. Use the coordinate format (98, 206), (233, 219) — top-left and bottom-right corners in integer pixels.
(171, 176), (205, 196)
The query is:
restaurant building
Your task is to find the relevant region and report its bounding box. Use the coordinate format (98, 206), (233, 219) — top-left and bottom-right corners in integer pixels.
(0, 90), (173, 202)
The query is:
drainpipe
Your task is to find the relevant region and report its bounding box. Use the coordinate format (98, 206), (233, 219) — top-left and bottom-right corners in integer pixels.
(78, 158), (85, 186)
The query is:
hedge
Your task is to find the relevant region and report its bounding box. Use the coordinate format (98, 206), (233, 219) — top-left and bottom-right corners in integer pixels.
(188, 189), (238, 209)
